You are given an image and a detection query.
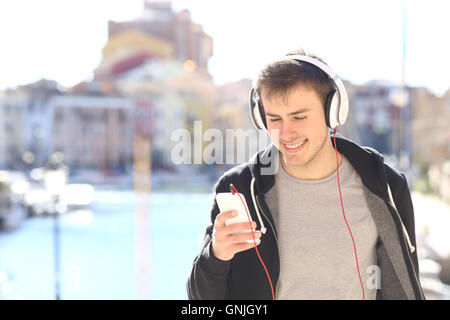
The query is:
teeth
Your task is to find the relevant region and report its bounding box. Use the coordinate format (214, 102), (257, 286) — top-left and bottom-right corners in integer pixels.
(286, 139), (306, 149)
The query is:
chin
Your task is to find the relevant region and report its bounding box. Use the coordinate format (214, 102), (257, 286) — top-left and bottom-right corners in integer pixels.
(282, 152), (306, 166)
(284, 158), (307, 168)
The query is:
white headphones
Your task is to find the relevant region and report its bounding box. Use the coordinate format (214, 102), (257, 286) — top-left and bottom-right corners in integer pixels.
(249, 54), (349, 131)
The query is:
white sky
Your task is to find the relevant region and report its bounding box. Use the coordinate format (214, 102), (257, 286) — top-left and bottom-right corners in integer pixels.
(0, 0), (449, 96)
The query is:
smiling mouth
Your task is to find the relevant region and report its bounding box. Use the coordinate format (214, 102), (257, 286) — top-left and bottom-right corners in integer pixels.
(284, 139), (307, 148)
(281, 139), (308, 153)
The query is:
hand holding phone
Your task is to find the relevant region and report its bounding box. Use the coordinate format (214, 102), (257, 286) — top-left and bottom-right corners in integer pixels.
(211, 192), (261, 261)
(216, 192), (255, 241)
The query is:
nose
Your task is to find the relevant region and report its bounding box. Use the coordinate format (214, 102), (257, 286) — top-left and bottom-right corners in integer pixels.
(279, 120), (297, 142)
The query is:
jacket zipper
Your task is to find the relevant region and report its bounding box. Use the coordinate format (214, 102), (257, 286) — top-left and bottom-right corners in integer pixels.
(386, 200), (425, 299)
(255, 195), (279, 247)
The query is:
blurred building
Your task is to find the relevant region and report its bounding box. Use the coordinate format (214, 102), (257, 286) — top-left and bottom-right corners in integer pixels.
(410, 87), (450, 201)
(214, 79), (255, 166)
(0, 80), (61, 170)
(410, 87), (450, 167)
(95, 0), (212, 81)
(91, 1), (215, 169)
(215, 79), (253, 130)
(94, 30), (173, 80)
(47, 94), (134, 172)
(116, 58), (214, 167)
(347, 80), (450, 194)
(0, 92), (4, 168)
(347, 81), (399, 156)
(107, 0), (212, 74)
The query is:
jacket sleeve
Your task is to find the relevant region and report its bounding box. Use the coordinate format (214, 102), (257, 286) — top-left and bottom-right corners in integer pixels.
(186, 175), (231, 300)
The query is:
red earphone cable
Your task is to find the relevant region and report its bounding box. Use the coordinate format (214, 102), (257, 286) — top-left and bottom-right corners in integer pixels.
(230, 184), (275, 300)
(333, 127), (365, 300)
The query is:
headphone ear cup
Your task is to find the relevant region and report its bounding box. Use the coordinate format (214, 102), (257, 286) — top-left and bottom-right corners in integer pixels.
(324, 89), (339, 129)
(249, 88), (267, 131)
(258, 100), (267, 130)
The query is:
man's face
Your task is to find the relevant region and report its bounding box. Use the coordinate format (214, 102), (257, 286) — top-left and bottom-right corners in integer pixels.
(263, 84), (329, 169)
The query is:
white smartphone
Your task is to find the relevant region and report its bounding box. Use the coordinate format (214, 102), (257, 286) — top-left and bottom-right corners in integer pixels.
(215, 192), (256, 244)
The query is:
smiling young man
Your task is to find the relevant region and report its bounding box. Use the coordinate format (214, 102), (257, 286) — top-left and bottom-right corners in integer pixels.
(187, 49), (425, 300)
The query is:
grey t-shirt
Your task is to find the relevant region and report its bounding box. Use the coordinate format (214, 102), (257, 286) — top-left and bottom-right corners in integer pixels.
(266, 154), (378, 300)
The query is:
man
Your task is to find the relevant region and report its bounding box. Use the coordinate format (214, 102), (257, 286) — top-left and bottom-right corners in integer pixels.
(187, 49), (425, 300)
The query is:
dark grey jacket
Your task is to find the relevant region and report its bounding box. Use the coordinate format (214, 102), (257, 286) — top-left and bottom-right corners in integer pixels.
(187, 133), (425, 300)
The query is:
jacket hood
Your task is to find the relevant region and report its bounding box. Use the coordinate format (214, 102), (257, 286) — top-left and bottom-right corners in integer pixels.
(248, 132), (389, 201)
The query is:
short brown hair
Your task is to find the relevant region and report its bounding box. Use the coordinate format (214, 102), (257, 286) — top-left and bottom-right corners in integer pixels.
(256, 48), (334, 108)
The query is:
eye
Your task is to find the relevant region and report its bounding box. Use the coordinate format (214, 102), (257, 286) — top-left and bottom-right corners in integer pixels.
(294, 116), (307, 121)
(268, 118), (280, 122)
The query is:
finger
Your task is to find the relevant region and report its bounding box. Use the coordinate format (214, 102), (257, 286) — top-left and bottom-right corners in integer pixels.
(214, 210), (237, 227)
(213, 212), (241, 241)
(227, 230), (262, 245)
(215, 221), (256, 241)
(233, 238), (261, 253)
(222, 221), (256, 235)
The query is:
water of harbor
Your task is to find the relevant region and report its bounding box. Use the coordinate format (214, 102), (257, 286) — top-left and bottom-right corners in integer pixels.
(0, 189), (212, 299)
